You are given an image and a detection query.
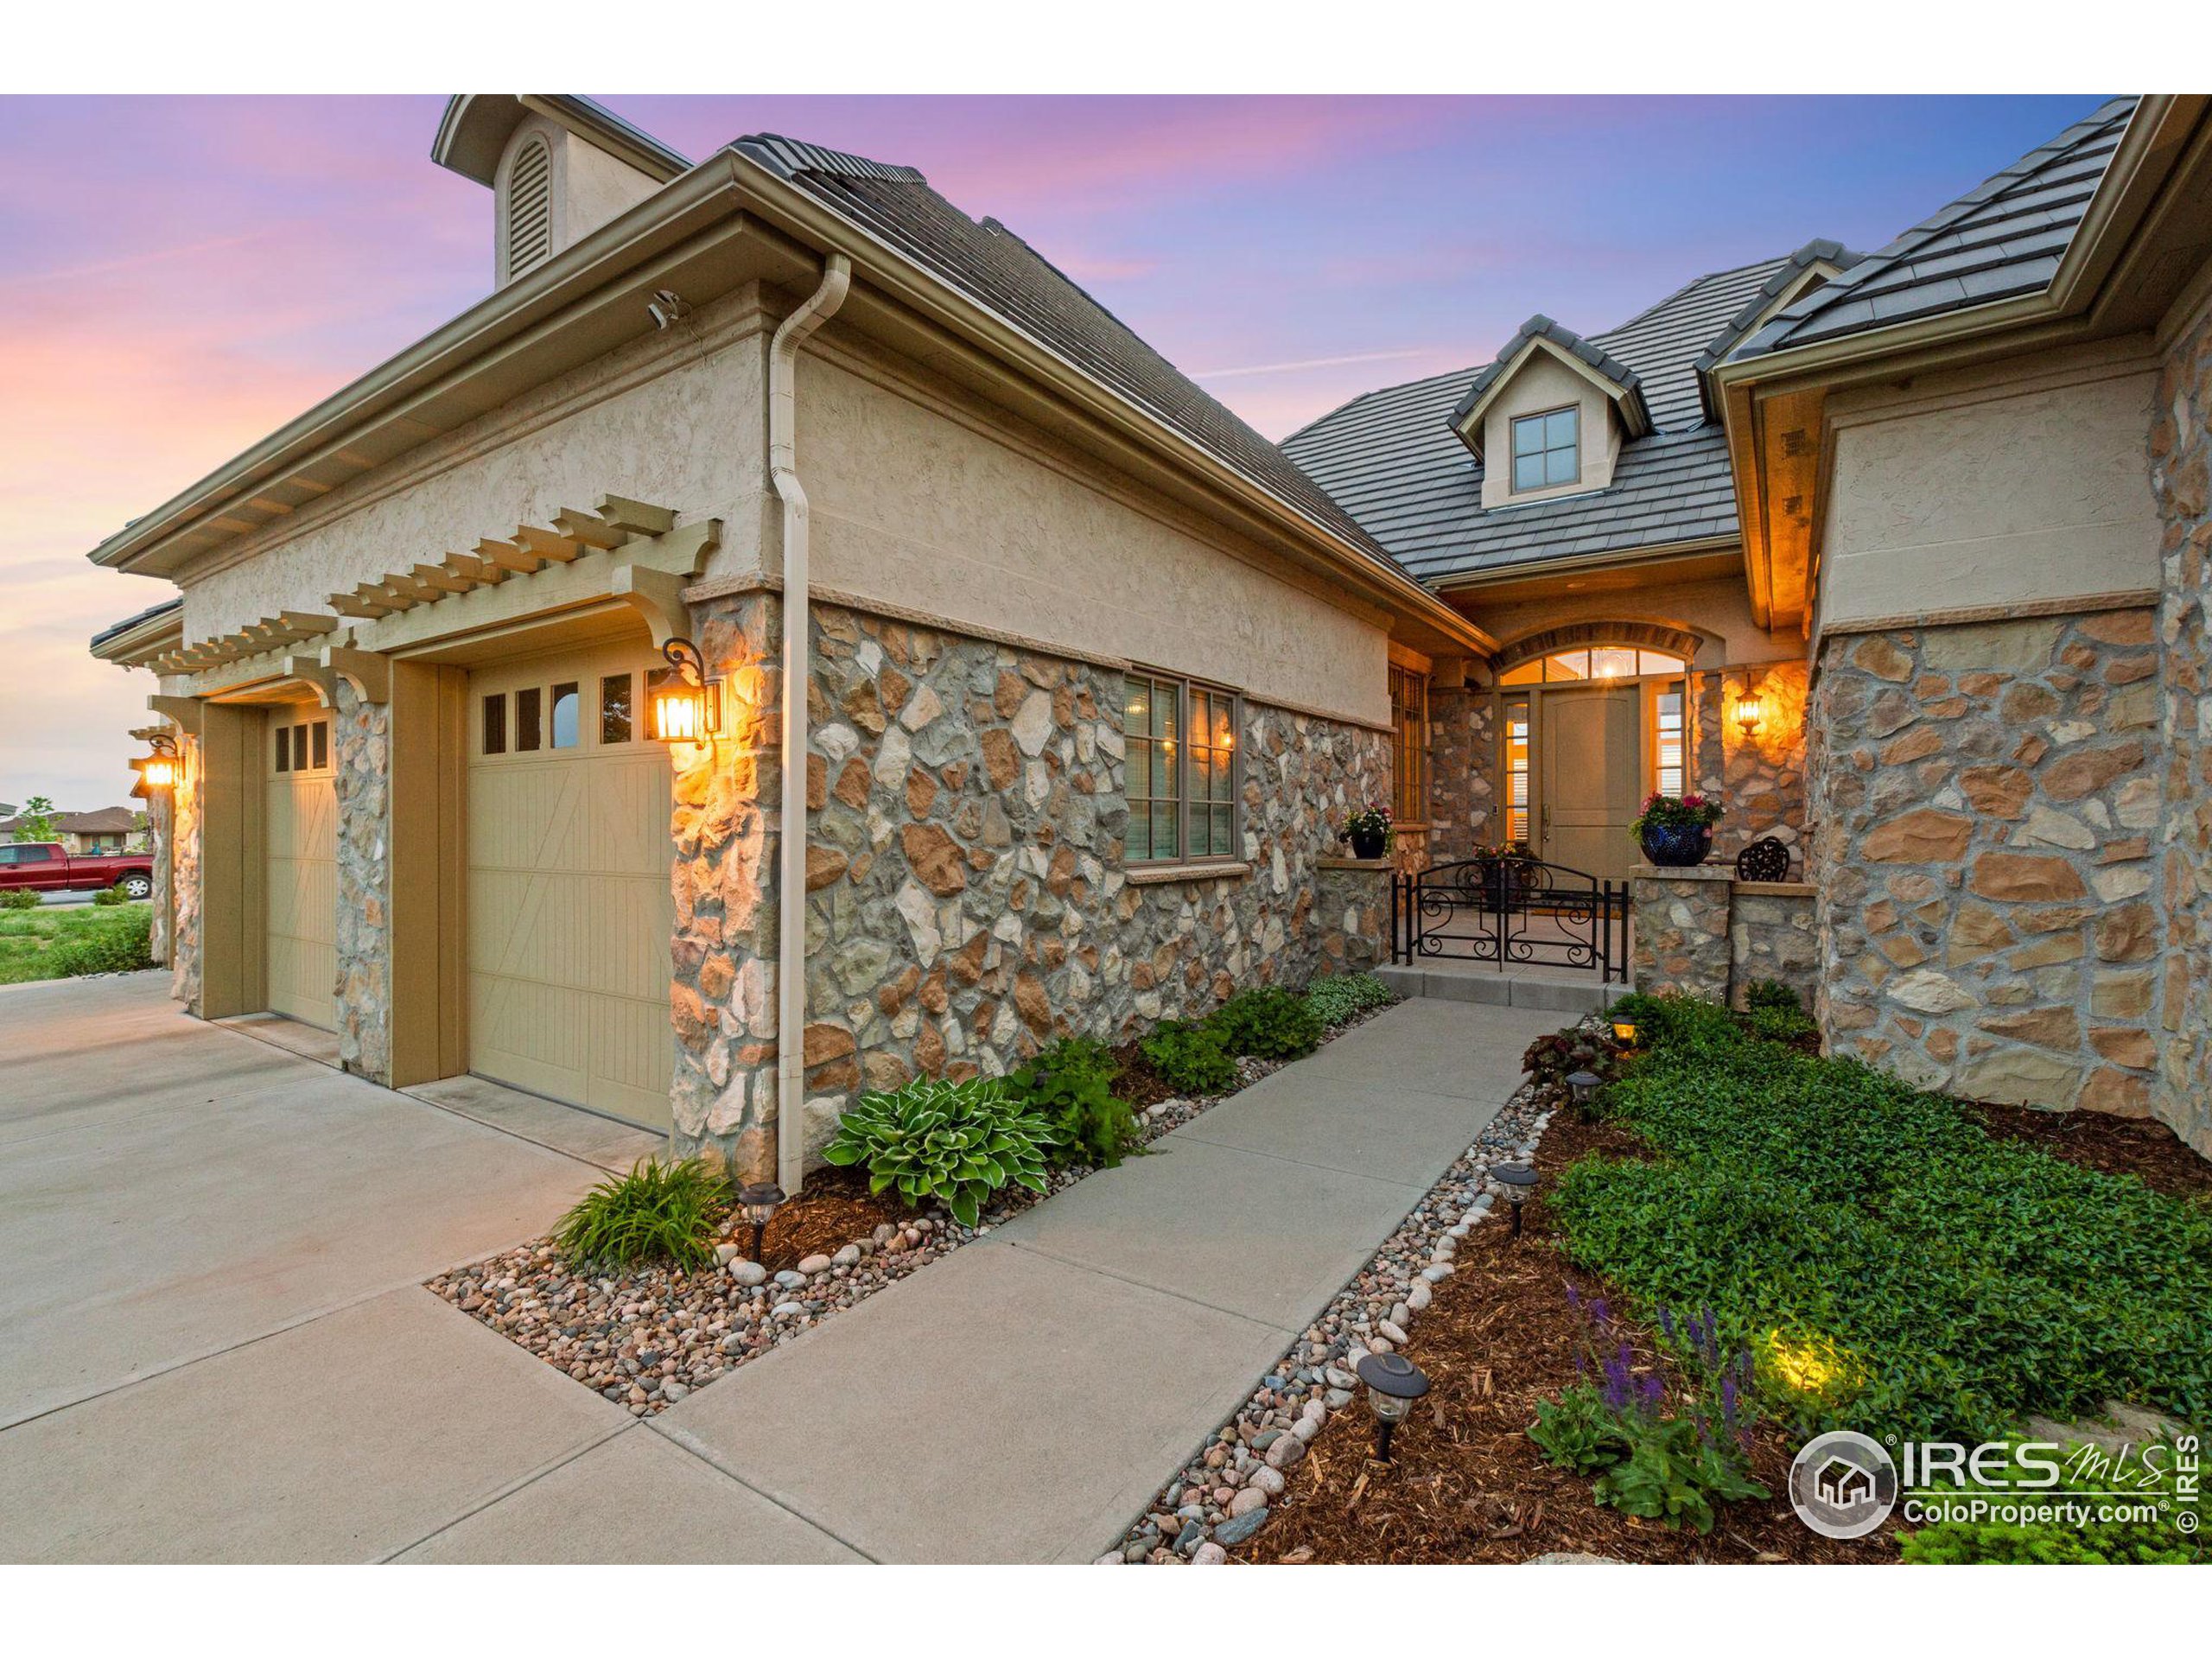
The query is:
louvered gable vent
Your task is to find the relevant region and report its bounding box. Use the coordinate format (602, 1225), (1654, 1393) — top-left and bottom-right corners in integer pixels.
(505, 137), (553, 279)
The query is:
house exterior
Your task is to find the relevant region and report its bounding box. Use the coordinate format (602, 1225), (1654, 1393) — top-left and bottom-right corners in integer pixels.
(85, 95), (1485, 1189)
(89, 92), (2212, 1171)
(0, 807), (143, 855)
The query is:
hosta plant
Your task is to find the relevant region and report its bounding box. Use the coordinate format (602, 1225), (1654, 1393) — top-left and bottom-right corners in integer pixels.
(822, 1077), (1053, 1229)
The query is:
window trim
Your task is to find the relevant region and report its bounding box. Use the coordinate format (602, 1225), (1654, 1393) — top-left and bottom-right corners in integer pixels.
(1388, 664), (1429, 828)
(1122, 669), (1244, 868)
(1508, 404), (1580, 494)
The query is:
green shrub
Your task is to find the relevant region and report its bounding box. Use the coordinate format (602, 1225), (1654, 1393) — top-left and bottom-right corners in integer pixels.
(1304, 972), (1395, 1028)
(1140, 1019), (1241, 1096)
(553, 1157), (729, 1272)
(1209, 986), (1322, 1059)
(1899, 1438), (2202, 1564)
(822, 1077), (1052, 1229)
(1007, 1036), (1142, 1169)
(1548, 999), (2212, 1443)
(1746, 1004), (1817, 1045)
(0, 889), (39, 911)
(92, 886), (127, 907)
(44, 907), (154, 977)
(1744, 978), (1802, 1014)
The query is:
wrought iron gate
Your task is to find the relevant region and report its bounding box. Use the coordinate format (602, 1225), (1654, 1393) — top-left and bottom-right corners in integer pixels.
(1392, 855), (1630, 982)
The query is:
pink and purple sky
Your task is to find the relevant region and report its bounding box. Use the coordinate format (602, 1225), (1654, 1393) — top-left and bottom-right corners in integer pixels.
(1, 93), (2098, 810)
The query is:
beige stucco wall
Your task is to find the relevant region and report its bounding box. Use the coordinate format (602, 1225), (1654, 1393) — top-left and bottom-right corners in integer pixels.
(1478, 350), (1622, 510)
(176, 288), (774, 644)
(801, 339), (1393, 727)
(1817, 339), (2162, 631)
(1460, 572), (1801, 671)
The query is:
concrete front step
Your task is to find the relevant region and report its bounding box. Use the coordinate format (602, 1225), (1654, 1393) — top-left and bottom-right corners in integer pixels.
(1376, 962), (1626, 1014)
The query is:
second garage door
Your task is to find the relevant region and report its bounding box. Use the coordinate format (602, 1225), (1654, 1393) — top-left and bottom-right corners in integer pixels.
(265, 705), (337, 1031)
(466, 641), (675, 1129)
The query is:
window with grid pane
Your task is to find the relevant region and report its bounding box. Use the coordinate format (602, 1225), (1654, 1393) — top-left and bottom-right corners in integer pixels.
(1510, 406), (1579, 493)
(1389, 664), (1427, 824)
(1125, 674), (1178, 862)
(1186, 686), (1237, 858)
(1123, 672), (1241, 864)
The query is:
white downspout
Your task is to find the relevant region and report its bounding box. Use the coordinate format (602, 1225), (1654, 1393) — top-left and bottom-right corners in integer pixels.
(771, 251), (851, 1196)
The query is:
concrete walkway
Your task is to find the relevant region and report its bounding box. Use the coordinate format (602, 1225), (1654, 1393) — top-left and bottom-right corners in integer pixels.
(1, 974), (1559, 1563)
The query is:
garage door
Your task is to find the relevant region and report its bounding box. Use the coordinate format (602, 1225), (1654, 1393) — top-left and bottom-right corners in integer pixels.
(467, 642), (675, 1128)
(265, 708), (337, 1030)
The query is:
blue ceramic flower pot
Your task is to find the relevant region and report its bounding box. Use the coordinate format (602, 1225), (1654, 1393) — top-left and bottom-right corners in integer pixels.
(1639, 822), (1713, 868)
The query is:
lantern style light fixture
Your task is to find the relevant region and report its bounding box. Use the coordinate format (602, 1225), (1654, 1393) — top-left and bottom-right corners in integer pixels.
(1355, 1351), (1430, 1463)
(136, 731), (179, 793)
(649, 637), (724, 744)
(1611, 1014), (1639, 1049)
(736, 1180), (785, 1264)
(1565, 1069), (1602, 1111)
(1733, 687), (1763, 740)
(1492, 1162), (1538, 1236)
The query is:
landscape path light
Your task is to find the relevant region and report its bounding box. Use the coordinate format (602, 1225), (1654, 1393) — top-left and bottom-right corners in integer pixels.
(1492, 1162), (1538, 1236)
(1565, 1069), (1601, 1111)
(736, 1180), (785, 1266)
(1354, 1351), (1429, 1464)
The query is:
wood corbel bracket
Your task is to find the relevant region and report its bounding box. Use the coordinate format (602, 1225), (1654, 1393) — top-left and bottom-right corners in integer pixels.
(149, 695), (204, 737)
(285, 655), (344, 710)
(321, 645), (391, 705)
(610, 564), (692, 650)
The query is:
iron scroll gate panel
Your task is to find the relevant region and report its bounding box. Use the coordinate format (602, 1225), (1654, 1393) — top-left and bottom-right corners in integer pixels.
(1391, 856), (1630, 982)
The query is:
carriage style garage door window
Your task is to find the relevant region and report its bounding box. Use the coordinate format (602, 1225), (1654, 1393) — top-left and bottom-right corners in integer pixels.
(266, 708), (337, 1030)
(467, 639), (674, 1129)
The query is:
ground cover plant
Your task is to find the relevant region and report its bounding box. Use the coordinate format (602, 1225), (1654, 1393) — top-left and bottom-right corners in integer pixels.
(0, 901), (154, 985)
(1140, 1018), (1240, 1096)
(1007, 1035), (1143, 1169)
(552, 1156), (730, 1272)
(823, 1076), (1052, 1228)
(1550, 991), (2212, 1444)
(1209, 986), (1323, 1059)
(1302, 970), (1395, 1028)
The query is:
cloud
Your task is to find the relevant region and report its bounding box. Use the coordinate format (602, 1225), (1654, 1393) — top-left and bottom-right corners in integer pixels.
(1192, 347), (1428, 381)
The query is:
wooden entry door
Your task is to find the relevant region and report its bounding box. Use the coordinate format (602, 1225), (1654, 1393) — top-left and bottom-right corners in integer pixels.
(1538, 686), (1643, 884)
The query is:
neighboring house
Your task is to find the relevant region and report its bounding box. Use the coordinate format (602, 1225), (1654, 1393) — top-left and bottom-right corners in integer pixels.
(0, 806), (143, 855)
(87, 92), (2212, 1170)
(84, 95), (1485, 1188)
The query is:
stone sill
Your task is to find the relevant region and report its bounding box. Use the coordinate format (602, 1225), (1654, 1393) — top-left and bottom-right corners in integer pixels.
(1316, 855), (1393, 873)
(1735, 880), (1815, 898)
(1125, 860), (1252, 887)
(1631, 862), (1732, 881)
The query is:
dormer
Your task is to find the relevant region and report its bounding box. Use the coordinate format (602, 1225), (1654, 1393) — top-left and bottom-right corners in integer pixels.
(432, 95), (691, 287)
(1449, 316), (1650, 510)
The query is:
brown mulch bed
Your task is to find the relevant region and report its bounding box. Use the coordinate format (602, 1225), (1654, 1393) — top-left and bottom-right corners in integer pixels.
(1966, 1099), (2212, 1201)
(1245, 1112), (1899, 1565)
(1108, 1040), (1181, 1108)
(738, 1164), (911, 1273)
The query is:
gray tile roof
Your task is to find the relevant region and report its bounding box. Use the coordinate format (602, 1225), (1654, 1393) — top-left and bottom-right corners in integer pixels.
(730, 134), (1400, 573)
(1448, 315), (1648, 438)
(1734, 98), (2136, 359)
(89, 596), (181, 650)
(1281, 251), (1819, 582)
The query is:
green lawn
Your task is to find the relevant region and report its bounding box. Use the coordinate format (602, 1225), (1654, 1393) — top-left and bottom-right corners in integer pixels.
(0, 901), (156, 986)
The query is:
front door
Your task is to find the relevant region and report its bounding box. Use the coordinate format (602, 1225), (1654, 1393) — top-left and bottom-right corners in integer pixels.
(1538, 685), (1643, 883)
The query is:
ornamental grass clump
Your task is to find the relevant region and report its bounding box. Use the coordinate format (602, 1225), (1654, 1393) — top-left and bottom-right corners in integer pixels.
(553, 1157), (730, 1273)
(1547, 995), (2212, 1443)
(822, 1077), (1052, 1229)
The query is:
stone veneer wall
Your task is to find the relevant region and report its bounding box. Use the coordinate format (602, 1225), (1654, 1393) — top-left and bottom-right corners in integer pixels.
(332, 683), (392, 1084)
(169, 735), (204, 1012)
(1808, 613), (2163, 1113)
(2152, 290), (2212, 1155)
(1426, 680), (1497, 862)
(1630, 866), (1816, 1011)
(666, 592), (1390, 1177)
(1729, 883), (1818, 1010)
(1692, 660), (1809, 865)
(147, 791), (174, 968)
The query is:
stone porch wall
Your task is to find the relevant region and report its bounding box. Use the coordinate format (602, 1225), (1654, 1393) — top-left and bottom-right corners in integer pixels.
(1807, 613), (2163, 1114)
(1426, 678), (1497, 862)
(332, 683), (392, 1084)
(1629, 865), (1815, 1010)
(1692, 660), (1809, 866)
(169, 736), (203, 1011)
(669, 593), (1392, 1178)
(2152, 289), (2212, 1155)
(147, 791), (174, 968)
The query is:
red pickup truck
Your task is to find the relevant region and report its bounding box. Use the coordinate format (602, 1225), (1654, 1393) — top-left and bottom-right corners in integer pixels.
(0, 842), (154, 900)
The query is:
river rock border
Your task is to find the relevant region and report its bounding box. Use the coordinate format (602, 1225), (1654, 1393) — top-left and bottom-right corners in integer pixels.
(1103, 1069), (1561, 1564)
(425, 1002), (1397, 1416)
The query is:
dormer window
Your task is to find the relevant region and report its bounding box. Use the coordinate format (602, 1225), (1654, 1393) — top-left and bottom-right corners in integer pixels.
(1510, 406), (1580, 493)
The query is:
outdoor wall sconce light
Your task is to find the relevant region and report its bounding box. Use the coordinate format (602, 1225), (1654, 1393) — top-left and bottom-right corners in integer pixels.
(1492, 1162), (1538, 1236)
(1733, 688), (1763, 740)
(137, 731), (179, 792)
(650, 637), (723, 744)
(736, 1181), (785, 1264)
(1565, 1070), (1602, 1111)
(1356, 1351), (1429, 1463)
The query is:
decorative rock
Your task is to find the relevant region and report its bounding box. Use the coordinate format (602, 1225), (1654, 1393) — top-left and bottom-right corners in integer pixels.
(796, 1253), (833, 1276)
(773, 1269), (808, 1289)
(713, 1243), (741, 1265)
(1190, 1541), (1230, 1566)
(1227, 1486), (1268, 1519)
(728, 1259), (766, 1287)
(1421, 1264), (1453, 1283)
(831, 1243), (862, 1268)
(1377, 1319), (1409, 1346)
(1263, 1433), (1306, 1470)
(1212, 1508), (1268, 1548)
(1247, 1464), (1286, 1497)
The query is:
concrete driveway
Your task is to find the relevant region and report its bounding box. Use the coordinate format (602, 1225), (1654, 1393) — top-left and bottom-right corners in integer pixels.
(0, 972), (855, 1563)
